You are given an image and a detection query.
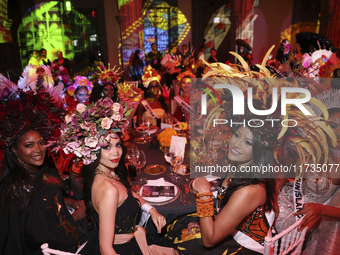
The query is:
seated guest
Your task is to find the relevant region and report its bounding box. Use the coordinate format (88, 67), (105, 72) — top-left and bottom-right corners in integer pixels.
(57, 98), (176, 254)
(136, 66), (168, 126)
(38, 48), (51, 66)
(0, 77), (85, 254)
(91, 65), (123, 104)
(173, 70), (196, 122)
(207, 48), (218, 63)
(65, 76), (93, 110)
(28, 50), (40, 67)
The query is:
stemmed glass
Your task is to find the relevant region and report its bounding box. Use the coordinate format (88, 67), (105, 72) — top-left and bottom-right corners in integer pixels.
(134, 150), (146, 185)
(170, 150), (183, 182)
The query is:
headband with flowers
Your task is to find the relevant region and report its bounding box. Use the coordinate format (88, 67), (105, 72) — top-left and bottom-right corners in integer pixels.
(142, 65), (161, 88)
(55, 98), (133, 165)
(177, 70), (196, 83)
(96, 64), (123, 86)
(67, 76), (93, 96)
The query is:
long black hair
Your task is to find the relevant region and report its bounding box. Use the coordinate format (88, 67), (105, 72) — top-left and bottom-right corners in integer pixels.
(0, 129), (56, 216)
(81, 133), (130, 230)
(220, 126), (276, 212)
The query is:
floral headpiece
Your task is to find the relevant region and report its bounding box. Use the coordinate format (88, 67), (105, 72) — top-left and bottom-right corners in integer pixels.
(142, 65), (161, 88)
(67, 76), (93, 96)
(177, 70), (196, 83)
(0, 64), (65, 148)
(302, 49), (339, 78)
(96, 64), (123, 86)
(201, 46), (336, 166)
(55, 98), (132, 165)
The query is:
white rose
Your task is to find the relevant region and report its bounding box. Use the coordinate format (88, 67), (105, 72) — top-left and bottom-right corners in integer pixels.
(76, 103), (87, 113)
(74, 147), (83, 158)
(101, 117), (113, 130)
(85, 137), (98, 148)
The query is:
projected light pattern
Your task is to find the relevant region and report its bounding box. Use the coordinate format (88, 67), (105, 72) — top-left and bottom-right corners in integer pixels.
(17, 1), (98, 69)
(0, 0), (12, 43)
(143, 1), (190, 57)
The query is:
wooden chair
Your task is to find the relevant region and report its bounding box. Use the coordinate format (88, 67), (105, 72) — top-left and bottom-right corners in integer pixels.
(263, 217), (307, 255)
(41, 242), (87, 255)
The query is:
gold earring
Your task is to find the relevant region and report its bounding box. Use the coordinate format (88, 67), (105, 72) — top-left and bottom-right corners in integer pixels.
(17, 157), (25, 166)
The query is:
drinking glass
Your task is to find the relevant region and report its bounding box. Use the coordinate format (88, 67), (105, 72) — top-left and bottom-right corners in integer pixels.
(170, 150), (183, 182)
(134, 150), (146, 184)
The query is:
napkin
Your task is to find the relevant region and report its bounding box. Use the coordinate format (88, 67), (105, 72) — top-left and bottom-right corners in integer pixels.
(170, 136), (186, 155)
(141, 178), (177, 203)
(161, 123), (173, 129)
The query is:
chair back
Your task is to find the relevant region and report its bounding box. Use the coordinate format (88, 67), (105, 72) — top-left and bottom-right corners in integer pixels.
(41, 242), (87, 255)
(125, 80), (138, 88)
(263, 217), (307, 255)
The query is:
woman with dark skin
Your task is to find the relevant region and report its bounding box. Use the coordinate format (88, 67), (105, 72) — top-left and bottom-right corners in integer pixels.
(0, 91), (86, 254)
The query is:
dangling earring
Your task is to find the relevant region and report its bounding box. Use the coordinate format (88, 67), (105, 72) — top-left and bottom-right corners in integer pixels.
(17, 156), (25, 167)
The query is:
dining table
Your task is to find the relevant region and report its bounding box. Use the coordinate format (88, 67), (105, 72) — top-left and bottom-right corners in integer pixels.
(124, 128), (200, 236)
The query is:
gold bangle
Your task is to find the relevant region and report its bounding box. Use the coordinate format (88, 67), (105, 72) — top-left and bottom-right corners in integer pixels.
(196, 192), (213, 198)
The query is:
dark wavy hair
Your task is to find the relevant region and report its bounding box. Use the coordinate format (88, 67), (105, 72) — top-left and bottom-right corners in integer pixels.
(220, 126), (276, 212)
(81, 133), (130, 230)
(0, 129), (56, 216)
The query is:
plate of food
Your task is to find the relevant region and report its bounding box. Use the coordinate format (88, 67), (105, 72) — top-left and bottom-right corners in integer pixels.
(144, 164), (166, 175)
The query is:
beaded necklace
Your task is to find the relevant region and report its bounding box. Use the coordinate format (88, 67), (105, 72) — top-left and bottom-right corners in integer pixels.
(95, 169), (120, 181)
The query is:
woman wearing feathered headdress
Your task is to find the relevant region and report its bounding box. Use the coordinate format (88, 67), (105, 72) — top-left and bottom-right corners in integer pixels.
(0, 65), (86, 254)
(165, 46), (335, 254)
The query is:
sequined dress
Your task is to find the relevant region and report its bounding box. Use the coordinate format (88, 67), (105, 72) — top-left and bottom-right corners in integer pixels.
(0, 165), (81, 254)
(276, 178), (340, 255)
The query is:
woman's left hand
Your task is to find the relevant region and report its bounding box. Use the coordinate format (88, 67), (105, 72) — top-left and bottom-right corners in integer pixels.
(149, 208), (166, 233)
(193, 177), (211, 194)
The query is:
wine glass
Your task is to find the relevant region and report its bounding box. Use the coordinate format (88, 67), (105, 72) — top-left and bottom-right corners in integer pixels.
(163, 148), (174, 177)
(126, 146), (139, 164)
(134, 150), (146, 184)
(170, 150), (183, 182)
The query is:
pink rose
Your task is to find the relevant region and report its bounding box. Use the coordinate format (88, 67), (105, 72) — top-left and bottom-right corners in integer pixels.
(101, 117), (113, 130)
(83, 156), (92, 165)
(76, 103), (87, 113)
(112, 103), (122, 113)
(302, 53), (312, 69)
(81, 147), (92, 156)
(63, 141), (80, 154)
(80, 121), (91, 131)
(85, 137), (98, 148)
(65, 114), (73, 124)
(111, 114), (122, 121)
